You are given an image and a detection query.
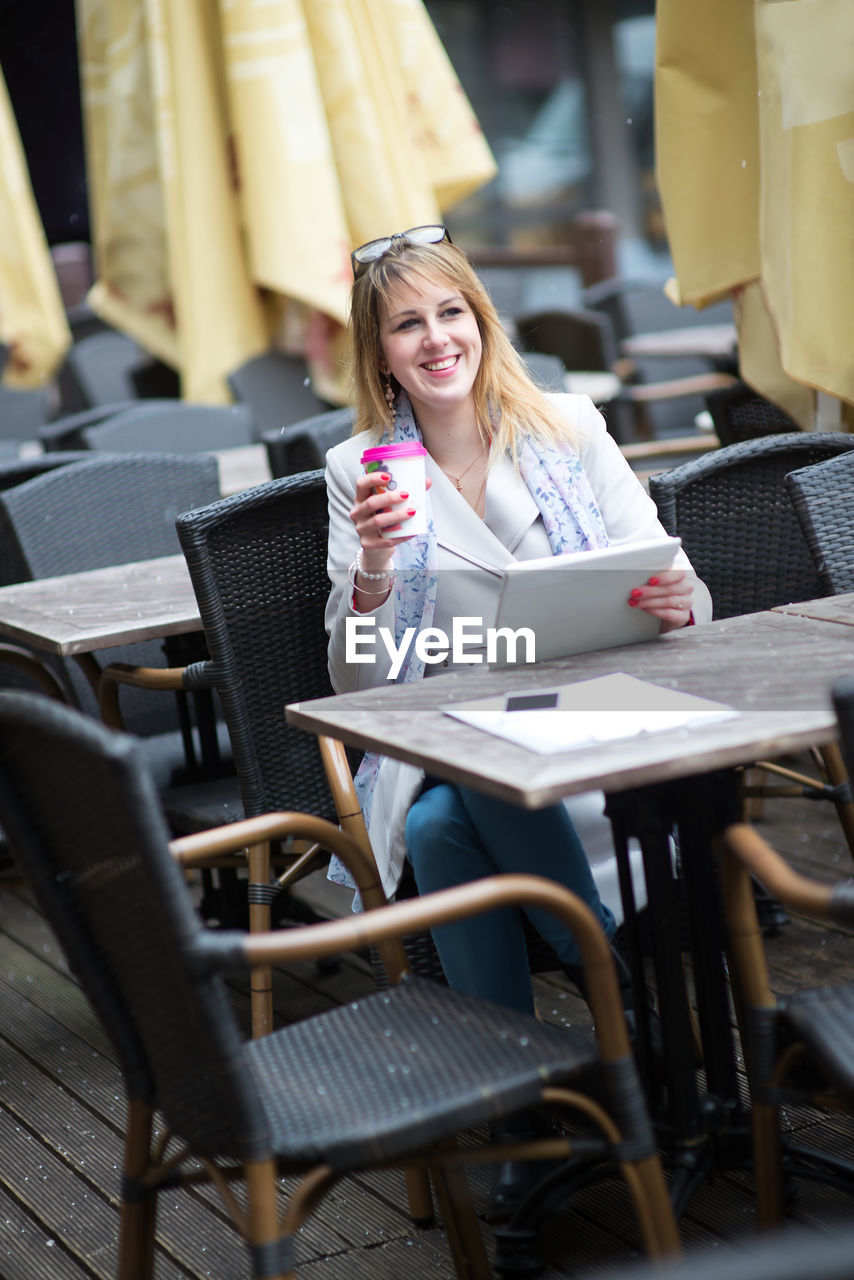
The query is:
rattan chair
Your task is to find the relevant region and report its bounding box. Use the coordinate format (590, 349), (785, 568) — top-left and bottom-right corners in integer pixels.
(227, 350), (331, 434)
(785, 450), (854, 596)
(81, 401), (257, 452)
(0, 382), (52, 443)
(263, 406), (354, 478)
(705, 381), (800, 447)
(0, 453), (223, 785)
(63, 330), (144, 406)
(38, 400), (175, 452)
(649, 432), (854, 856)
(712, 673), (854, 1226)
(0, 691), (679, 1280)
(519, 351), (567, 391)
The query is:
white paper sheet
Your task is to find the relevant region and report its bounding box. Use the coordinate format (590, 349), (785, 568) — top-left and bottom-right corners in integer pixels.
(442, 672), (738, 755)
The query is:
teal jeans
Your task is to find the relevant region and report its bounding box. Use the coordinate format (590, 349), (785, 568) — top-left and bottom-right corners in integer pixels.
(404, 779), (617, 1015)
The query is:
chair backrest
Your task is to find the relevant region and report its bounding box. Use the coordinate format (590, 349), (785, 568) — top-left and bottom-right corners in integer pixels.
(785, 451), (854, 595)
(514, 306), (619, 372)
(0, 691), (263, 1152)
(82, 402), (257, 453)
(0, 384), (52, 442)
(64, 330), (143, 406)
(0, 451), (93, 586)
(584, 276), (734, 343)
(648, 433), (854, 620)
(705, 381), (800, 446)
(177, 470), (336, 820)
(38, 400), (172, 452)
(0, 453), (220, 579)
(518, 351), (567, 392)
(0, 454), (221, 734)
(263, 406), (354, 478)
(227, 350), (330, 434)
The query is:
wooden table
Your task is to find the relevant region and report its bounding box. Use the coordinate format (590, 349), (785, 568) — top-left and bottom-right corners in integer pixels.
(620, 323), (738, 362)
(0, 554), (218, 772)
(0, 554), (199, 656)
(287, 609), (854, 1211)
(772, 592), (854, 629)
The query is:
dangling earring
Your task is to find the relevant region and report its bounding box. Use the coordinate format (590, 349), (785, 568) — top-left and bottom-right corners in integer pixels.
(382, 372), (396, 427)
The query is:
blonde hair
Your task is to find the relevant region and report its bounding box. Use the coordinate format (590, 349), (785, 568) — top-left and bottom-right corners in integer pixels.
(347, 239), (578, 460)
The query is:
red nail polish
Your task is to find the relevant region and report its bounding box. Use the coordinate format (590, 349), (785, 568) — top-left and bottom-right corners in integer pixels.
(648, 575), (660, 586)
(628, 598), (639, 607)
(399, 491), (409, 499)
(630, 588), (643, 599)
(406, 508), (416, 516)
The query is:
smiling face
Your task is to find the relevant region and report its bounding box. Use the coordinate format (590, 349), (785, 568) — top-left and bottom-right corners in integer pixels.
(378, 273), (483, 424)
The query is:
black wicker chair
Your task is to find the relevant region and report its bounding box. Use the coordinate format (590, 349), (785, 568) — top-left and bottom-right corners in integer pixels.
(0, 691), (679, 1280)
(227, 350), (331, 435)
(649, 432), (854, 857)
(99, 471), (574, 1032)
(263, 406), (354, 478)
(81, 401), (257, 451)
(0, 453), (223, 785)
(648, 433), (854, 620)
(37, 400), (167, 452)
(785, 450), (854, 596)
(705, 381), (800, 447)
(712, 674), (854, 1226)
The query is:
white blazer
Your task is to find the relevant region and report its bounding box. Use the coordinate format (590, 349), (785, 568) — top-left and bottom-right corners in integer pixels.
(325, 394), (712, 897)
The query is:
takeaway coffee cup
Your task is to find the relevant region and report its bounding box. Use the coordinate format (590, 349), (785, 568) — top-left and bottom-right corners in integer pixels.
(361, 441), (428, 538)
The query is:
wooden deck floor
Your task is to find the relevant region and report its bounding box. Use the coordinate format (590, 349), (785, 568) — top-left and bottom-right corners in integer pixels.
(2, 772), (854, 1280)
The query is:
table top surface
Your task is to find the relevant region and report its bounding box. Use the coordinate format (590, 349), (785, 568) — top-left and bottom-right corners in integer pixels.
(772, 592), (854, 627)
(0, 554), (199, 656)
(620, 323), (738, 360)
(213, 442), (272, 496)
(287, 610), (854, 808)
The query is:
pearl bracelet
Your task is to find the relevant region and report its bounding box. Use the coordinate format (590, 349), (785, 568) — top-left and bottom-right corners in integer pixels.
(347, 552), (396, 594)
(355, 550), (394, 579)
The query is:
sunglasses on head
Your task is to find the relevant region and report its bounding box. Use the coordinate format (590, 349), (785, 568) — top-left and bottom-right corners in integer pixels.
(350, 225), (452, 278)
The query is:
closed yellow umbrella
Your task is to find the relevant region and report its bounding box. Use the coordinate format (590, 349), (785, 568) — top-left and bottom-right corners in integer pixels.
(77, 0), (496, 404)
(656, 0), (854, 425)
(0, 65), (70, 388)
(220, 0), (497, 328)
(76, 0), (268, 403)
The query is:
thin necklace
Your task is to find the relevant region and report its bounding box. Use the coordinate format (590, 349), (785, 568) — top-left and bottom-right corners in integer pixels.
(439, 445), (486, 491)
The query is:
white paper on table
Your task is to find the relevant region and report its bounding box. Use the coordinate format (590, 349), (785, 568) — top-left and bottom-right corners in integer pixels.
(441, 672), (738, 755)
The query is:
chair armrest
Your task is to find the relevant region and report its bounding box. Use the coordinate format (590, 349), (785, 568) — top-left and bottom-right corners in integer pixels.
(192, 872), (633, 1064)
(717, 822), (842, 921)
(0, 644), (70, 701)
(171, 810), (409, 981)
(99, 661), (187, 729)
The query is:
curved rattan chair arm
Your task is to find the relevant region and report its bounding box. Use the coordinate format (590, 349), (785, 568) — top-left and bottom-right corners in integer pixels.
(0, 645), (70, 701)
(223, 872), (633, 1064)
(169, 811), (388, 910)
(99, 662), (187, 729)
(717, 823), (837, 919)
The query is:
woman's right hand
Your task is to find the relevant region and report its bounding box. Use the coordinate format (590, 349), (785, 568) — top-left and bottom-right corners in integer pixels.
(349, 471), (421, 571)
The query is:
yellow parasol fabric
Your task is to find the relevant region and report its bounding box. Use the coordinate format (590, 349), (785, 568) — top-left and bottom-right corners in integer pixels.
(76, 0), (496, 403)
(0, 65), (70, 388)
(656, 0), (854, 423)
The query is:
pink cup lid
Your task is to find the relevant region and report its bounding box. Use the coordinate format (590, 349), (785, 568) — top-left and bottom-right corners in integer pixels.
(361, 441), (428, 464)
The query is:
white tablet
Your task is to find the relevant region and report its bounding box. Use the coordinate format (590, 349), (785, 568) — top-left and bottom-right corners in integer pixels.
(490, 536), (682, 666)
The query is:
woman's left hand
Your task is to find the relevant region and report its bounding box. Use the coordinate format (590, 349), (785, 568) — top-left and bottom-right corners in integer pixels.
(628, 569), (694, 633)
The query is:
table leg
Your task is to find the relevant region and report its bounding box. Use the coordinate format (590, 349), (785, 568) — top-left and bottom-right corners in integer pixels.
(606, 773), (752, 1214)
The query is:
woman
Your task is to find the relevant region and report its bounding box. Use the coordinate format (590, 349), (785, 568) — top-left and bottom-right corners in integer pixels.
(325, 225), (711, 1010)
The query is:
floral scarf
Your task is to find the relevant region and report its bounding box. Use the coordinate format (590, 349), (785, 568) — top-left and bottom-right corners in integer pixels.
(328, 391), (609, 891)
